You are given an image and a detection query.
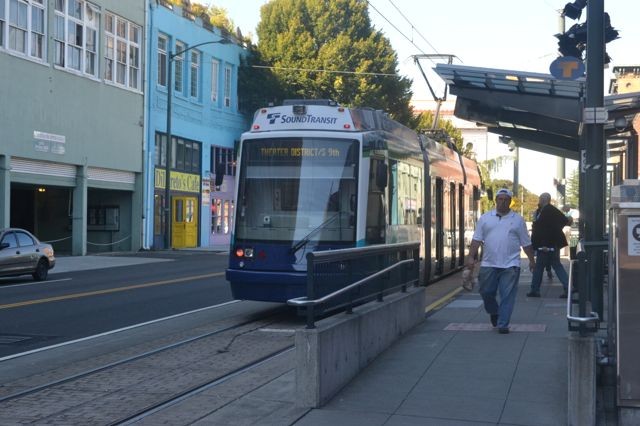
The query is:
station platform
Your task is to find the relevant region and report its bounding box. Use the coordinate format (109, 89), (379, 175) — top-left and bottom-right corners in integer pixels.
(292, 260), (571, 426)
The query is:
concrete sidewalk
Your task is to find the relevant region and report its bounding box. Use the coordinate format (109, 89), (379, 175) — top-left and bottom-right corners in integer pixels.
(293, 260), (570, 425)
(50, 245), (228, 274)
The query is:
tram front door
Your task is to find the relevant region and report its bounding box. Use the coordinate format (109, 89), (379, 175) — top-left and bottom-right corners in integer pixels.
(172, 196), (198, 248)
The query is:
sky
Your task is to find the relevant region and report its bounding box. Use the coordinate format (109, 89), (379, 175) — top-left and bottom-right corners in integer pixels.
(204, 0), (640, 197)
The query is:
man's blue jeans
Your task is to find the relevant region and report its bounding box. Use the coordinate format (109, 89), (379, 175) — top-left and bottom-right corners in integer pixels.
(530, 249), (568, 293)
(478, 266), (520, 329)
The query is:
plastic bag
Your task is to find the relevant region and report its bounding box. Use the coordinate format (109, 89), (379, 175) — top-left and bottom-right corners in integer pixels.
(461, 263), (479, 291)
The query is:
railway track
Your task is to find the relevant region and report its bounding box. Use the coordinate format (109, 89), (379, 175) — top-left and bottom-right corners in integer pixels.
(0, 306), (301, 424)
(115, 346), (294, 425)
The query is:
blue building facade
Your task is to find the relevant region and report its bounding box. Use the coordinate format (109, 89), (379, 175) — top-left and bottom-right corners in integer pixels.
(144, 0), (248, 249)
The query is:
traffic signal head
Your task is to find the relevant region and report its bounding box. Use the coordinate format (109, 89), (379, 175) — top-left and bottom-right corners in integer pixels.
(604, 13), (620, 43)
(556, 23), (587, 59)
(563, 0), (587, 20)
(556, 5), (619, 64)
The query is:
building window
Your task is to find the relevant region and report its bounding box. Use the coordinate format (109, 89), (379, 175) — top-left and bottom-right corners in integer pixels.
(223, 65), (231, 107)
(210, 59), (219, 103)
(190, 50), (199, 98)
(155, 132), (167, 167)
(3, 0), (45, 60)
(104, 12), (141, 90)
(212, 146), (236, 176)
(53, 0), (98, 76)
(174, 41), (184, 94)
(155, 132), (201, 174)
(157, 33), (167, 87)
(0, 0), (4, 48)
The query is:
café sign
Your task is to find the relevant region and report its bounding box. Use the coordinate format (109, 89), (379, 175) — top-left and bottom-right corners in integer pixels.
(154, 169), (200, 193)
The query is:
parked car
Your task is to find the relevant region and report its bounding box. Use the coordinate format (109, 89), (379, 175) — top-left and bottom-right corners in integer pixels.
(0, 228), (56, 281)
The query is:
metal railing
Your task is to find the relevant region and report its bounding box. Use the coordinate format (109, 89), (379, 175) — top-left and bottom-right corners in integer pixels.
(288, 242), (420, 328)
(567, 240), (600, 336)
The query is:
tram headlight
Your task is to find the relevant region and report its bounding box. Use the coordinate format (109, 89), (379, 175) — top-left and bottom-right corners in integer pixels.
(244, 248), (254, 258)
(235, 248), (245, 258)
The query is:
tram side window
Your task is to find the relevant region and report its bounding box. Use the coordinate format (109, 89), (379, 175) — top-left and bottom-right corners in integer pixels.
(388, 160), (421, 226)
(366, 158), (386, 244)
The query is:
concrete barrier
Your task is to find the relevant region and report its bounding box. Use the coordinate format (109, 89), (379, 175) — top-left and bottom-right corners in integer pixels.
(568, 335), (596, 426)
(295, 286), (426, 407)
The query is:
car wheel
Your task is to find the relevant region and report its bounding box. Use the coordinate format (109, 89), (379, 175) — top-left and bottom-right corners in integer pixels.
(32, 259), (49, 281)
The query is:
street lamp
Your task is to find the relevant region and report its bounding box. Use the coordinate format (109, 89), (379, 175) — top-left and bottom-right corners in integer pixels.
(164, 37), (230, 249)
(507, 141), (519, 198)
(499, 136), (519, 197)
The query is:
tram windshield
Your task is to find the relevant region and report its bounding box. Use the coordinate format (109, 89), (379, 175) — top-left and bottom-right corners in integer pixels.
(235, 137), (359, 244)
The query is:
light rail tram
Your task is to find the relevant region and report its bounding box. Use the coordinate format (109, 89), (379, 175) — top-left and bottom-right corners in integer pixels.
(225, 100), (481, 302)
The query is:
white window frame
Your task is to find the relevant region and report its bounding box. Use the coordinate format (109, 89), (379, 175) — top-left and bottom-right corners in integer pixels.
(2, 0), (46, 61)
(0, 0), (5, 48)
(157, 33), (167, 87)
(104, 12), (141, 90)
(53, 0), (99, 77)
(189, 49), (199, 98)
(174, 40), (184, 94)
(223, 64), (231, 108)
(210, 58), (219, 103)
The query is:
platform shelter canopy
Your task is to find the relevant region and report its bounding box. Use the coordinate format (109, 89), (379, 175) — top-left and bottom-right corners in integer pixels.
(434, 64), (640, 161)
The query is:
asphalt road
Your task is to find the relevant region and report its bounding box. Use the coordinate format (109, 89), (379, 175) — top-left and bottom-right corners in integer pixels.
(0, 252), (235, 357)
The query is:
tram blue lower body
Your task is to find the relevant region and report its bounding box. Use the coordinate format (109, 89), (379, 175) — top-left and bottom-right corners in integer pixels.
(226, 269), (306, 302)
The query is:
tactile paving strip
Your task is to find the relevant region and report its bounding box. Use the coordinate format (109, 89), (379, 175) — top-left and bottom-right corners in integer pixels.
(444, 323), (547, 332)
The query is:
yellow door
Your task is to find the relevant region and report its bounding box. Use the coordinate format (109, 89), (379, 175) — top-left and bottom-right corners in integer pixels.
(172, 197), (198, 248)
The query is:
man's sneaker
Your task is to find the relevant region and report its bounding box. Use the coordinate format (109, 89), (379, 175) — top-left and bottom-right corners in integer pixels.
(498, 327), (509, 334)
(490, 314), (498, 327)
(559, 292), (568, 299)
(526, 291), (541, 297)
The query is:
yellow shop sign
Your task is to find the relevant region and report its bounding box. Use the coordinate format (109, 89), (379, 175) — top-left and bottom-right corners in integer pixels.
(155, 169), (200, 193)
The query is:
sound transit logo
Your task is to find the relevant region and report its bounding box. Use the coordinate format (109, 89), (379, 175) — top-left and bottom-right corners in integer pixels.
(266, 112), (337, 125)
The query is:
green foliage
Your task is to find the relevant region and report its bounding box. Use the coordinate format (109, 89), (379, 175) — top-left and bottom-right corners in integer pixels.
(414, 110), (470, 154)
(477, 155), (513, 186)
(167, 1), (238, 37)
(481, 178), (539, 219)
(565, 167), (579, 208)
(206, 5), (235, 34)
(238, 44), (284, 113)
(249, 0), (414, 125)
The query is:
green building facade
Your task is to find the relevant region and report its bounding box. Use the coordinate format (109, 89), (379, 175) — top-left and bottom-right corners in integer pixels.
(0, 0), (145, 255)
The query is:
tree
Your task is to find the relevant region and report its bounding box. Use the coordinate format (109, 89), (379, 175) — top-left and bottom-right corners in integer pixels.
(238, 44), (284, 113)
(565, 167), (579, 208)
(205, 5), (235, 34)
(482, 178), (539, 219)
(476, 156), (540, 217)
(252, 0), (414, 125)
(414, 111), (469, 154)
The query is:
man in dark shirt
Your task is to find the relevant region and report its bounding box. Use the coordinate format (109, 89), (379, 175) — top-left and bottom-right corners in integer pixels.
(527, 192), (573, 298)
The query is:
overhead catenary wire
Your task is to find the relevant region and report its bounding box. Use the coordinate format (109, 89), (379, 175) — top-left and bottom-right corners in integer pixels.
(386, 0), (441, 56)
(251, 64), (398, 77)
(252, 2), (447, 80)
(365, 0), (430, 60)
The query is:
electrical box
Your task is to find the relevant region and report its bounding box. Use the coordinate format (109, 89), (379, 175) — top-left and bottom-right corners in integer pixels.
(610, 180), (640, 409)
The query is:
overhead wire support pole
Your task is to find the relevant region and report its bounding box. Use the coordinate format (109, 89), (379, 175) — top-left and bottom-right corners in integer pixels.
(412, 54), (457, 130)
(582, 0), (606, 318)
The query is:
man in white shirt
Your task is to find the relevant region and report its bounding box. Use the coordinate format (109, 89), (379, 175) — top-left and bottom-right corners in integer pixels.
(466, 188), (536, 334)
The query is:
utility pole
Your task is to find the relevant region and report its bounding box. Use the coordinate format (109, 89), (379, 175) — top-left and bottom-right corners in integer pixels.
(557, 8), (567, 207)
(581, 0), (606, 316)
